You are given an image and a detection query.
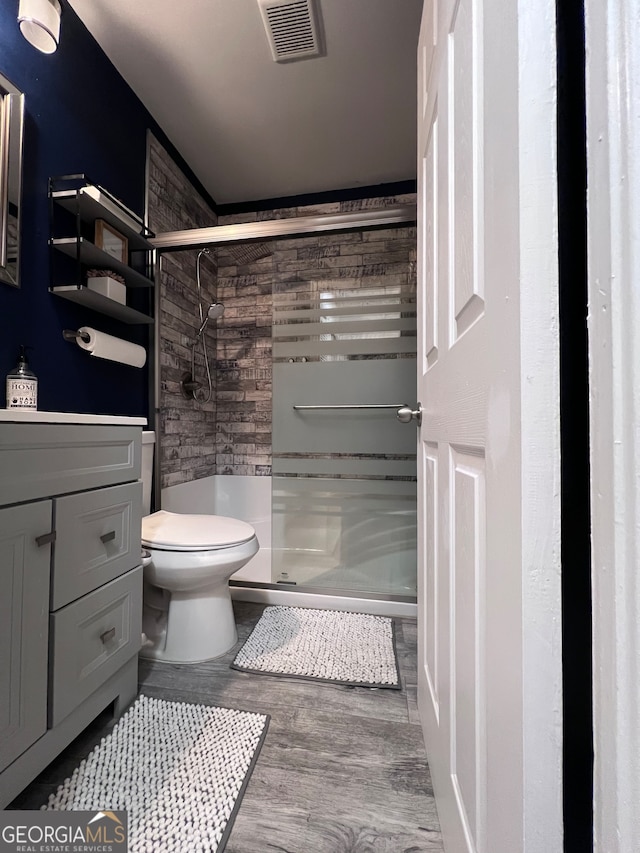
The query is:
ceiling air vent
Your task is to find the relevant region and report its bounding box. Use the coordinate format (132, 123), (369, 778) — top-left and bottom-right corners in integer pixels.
(258, 0), (323, 63)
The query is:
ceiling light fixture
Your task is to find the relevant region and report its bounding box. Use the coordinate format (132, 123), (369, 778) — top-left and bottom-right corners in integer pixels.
(18, 0), (61, 54)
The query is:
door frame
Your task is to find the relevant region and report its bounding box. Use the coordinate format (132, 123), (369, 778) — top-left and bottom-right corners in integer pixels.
(585, 1), (640, 851)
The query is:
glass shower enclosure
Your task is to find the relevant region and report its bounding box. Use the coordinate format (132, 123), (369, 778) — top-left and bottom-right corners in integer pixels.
(271, 272), (417, 599)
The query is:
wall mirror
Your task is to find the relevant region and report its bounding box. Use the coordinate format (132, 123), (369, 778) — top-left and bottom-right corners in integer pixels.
(0, 72), (24, 288)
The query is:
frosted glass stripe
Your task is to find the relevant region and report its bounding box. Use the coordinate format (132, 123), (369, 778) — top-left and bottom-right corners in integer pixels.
(274, 336), (417, 358)
(274, 293), (416, 309)
(273, 284), (417, 298)
(272, 457), (417, 477)
(273, 290), (416, 308)
(274, 303), (417, 321)
(272, 317), (417, 338)
(273, 360), (417, 455)
(272, 497), (417, 515)
(272, 476), (417, 498)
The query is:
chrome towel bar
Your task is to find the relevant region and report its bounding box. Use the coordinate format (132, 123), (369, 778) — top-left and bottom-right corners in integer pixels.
(292, 404), (407, 411)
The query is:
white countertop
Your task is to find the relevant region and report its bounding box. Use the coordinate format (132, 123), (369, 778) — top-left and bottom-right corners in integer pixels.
(0, 410), (147, 425)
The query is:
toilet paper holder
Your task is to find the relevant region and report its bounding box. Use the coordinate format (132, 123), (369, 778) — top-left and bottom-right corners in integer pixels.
(62, 329), (90, 343)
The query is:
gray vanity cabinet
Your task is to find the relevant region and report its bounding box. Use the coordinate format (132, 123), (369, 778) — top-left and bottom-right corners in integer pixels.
(0, 422), (144, 808)
(0, 501), (53, 772)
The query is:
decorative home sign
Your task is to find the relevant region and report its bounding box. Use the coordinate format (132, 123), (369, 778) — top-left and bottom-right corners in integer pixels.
(95, 219), (128, 263)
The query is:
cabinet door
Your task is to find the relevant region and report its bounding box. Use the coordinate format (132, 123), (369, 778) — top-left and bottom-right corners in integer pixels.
(0, 501), (52, 772)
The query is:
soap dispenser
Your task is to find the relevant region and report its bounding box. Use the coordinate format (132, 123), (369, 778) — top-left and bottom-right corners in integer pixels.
(6, 345), (38, 410)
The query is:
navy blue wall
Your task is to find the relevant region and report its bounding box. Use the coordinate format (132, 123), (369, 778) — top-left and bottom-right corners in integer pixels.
(0, 1), (213, 417)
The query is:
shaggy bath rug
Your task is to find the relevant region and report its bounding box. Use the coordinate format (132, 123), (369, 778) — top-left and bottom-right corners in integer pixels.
(42, 694), (269, 852)
(231, 605), (400, 688)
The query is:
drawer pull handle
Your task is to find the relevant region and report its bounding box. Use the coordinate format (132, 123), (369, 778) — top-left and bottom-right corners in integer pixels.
(100, 627), (116, 644)
(100, 531), (117, 544)
(35, 531), (56, 547)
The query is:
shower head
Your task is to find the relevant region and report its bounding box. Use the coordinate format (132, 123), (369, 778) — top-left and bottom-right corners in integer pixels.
(193, 302), (225, 343)
(206, 302), (225, 321)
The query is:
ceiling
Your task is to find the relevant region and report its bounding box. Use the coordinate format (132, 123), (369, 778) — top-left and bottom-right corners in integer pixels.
(66, 0), (423, 205)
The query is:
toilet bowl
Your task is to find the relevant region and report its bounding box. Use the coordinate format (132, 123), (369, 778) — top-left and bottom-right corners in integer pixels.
(140, 432), (259, 663)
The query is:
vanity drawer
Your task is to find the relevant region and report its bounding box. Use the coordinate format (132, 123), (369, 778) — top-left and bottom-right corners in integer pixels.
(0, 425), (141, 507)
(49, 566), (142, 727)
(52, 481), (142, 610)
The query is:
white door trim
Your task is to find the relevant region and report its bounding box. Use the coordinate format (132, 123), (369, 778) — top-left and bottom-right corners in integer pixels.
(585, 2), (640, 851)
(517, 1), (564, 847)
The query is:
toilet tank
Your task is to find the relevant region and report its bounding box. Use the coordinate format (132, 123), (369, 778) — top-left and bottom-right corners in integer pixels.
(142, 431), (155, 516)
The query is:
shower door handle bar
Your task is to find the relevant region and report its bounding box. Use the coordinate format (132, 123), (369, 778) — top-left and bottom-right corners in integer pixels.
(292, 404), (407, 411)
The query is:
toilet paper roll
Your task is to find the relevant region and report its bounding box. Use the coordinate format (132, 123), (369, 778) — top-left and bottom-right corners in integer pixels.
(77, 326), (147, 368)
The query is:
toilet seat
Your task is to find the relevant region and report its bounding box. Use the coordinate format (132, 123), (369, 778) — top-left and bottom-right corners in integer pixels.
(142, 510), (256, 552)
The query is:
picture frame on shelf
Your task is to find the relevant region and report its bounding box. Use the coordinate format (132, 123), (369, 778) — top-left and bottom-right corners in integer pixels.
(95, 219), (128, 263)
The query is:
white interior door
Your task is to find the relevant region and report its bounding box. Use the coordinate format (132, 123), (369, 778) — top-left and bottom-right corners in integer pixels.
(416, 1), (563, 851)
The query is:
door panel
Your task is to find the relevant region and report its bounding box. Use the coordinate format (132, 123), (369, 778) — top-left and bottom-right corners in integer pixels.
(450, 0), (484, 343)
(451, 450), (486, 852)
(423, 442), (439, 715)
(423, 114), (439, 368)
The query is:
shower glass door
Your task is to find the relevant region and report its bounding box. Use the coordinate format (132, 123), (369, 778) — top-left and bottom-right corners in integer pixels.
(272, 275), (417, 598)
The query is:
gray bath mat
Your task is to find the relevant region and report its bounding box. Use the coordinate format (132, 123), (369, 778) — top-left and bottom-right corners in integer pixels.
(42, 694), (269, 852)
(232, 605), (400, 689)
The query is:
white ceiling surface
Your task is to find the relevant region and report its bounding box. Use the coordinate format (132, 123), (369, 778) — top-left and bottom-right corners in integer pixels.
(67, 0), (423, 205)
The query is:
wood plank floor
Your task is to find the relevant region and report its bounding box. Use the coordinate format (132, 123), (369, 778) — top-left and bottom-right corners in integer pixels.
(9, 601), (444, 852)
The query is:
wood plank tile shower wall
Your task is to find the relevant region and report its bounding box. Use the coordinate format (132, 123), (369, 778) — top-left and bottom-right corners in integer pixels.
(148, 132), (416, 488)
(147, 134), (218, 488)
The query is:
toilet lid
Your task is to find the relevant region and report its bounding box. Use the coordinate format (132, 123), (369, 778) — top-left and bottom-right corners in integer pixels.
(141, 510), (256, 551)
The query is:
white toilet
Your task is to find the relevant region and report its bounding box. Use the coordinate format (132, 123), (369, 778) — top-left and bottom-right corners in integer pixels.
(140, 431), (259, 663)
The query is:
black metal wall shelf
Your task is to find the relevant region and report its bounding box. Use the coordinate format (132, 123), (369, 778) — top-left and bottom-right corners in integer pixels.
(50, 285), (154, 324)
(48, 175), (155, 325)
(51, 187), (154, 253)
(50, 238), (153, 288)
